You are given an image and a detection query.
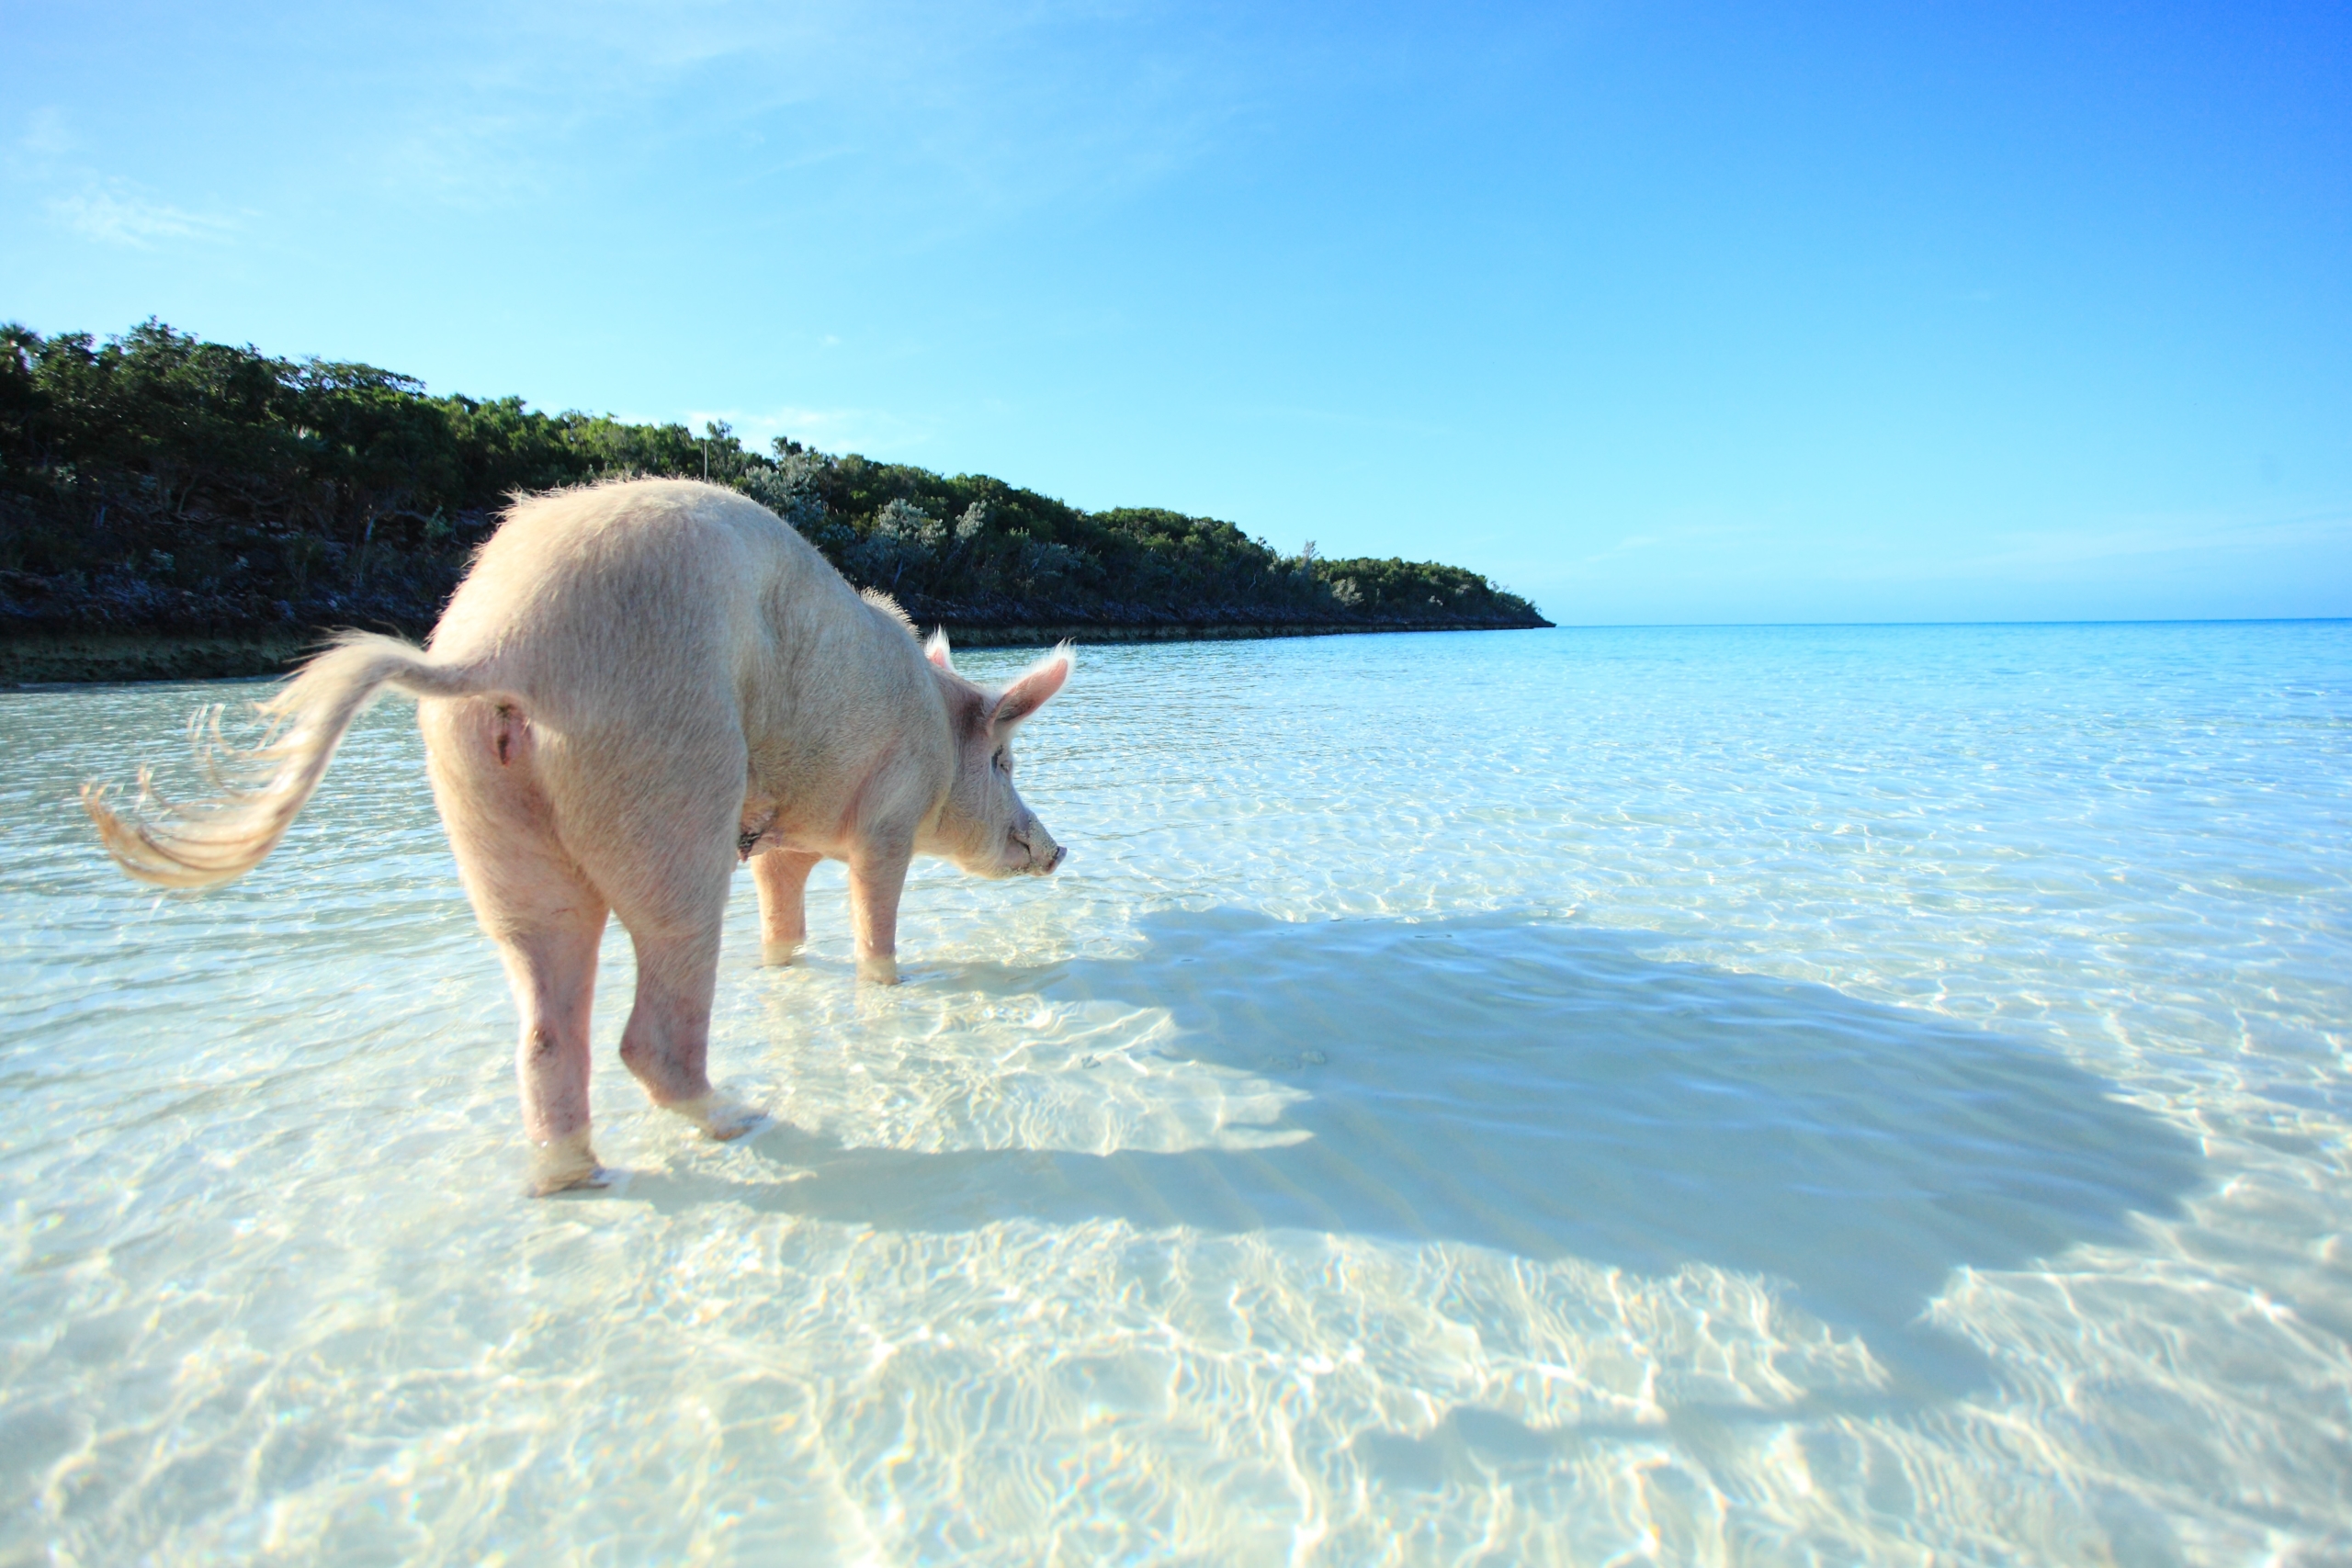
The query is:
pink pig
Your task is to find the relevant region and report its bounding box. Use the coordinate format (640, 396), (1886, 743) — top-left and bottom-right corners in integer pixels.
(85, 479), (1072, 1192)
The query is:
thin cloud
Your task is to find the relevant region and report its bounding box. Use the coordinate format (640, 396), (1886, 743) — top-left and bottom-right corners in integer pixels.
(1770, 507), (2352, 588)
(18, 107), (73, 160)
(1566, 507), (2352, 587)
(361, 0), (1272, 233)
(14, 109), (237, 247)
(685, 404), (933, 459)
(1941, 509), (2352, 576)
(379, 109), (555, 211)
(6, 107), (74, 181)
(1226, 401), (1458, 441)
(1574, 519), (1766, 569)
(49, 179), (238, 248)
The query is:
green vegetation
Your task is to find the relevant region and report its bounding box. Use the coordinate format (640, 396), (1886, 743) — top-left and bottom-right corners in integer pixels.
(1, 320), (1547, 667)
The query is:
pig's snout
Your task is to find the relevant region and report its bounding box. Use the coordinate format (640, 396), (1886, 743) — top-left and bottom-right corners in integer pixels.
(1012, 818), (1065, 875)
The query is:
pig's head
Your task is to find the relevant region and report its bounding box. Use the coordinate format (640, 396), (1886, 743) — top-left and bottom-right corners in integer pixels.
(925, 633), (1071, 878)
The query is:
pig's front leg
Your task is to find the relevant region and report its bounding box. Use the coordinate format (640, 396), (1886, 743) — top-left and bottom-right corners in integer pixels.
(847, 837), (914, 985)
(751, 849), (821, 966)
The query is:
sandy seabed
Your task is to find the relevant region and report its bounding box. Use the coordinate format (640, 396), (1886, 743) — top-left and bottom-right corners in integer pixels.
(3, 623), (2346, 1563)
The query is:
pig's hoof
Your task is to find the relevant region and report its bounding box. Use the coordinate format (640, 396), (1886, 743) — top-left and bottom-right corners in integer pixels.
(857, 954), (900, 987)
(760, 940), (801, 967)
(526, 1131), (606, 1195)
(669, 1094), (763, 1142)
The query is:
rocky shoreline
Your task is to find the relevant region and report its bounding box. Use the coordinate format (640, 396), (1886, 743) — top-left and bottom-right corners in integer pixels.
(5, 321), (1554, 689)
(3, 612), (1548, 687)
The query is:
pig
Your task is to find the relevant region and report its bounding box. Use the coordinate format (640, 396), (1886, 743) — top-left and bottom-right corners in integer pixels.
(83, 478), (1073, 1193)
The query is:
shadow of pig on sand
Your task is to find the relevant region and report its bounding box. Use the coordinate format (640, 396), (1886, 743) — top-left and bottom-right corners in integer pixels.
(614, 908), (2202, 1396)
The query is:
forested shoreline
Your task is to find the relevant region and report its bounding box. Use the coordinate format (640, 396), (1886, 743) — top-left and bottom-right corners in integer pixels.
(0, 321), (1547, 682)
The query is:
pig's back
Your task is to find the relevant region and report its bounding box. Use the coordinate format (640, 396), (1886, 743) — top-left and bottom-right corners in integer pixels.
(427, 479), (843, 727)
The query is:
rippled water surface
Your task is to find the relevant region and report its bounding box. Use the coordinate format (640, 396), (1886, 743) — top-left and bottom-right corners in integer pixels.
(4, 623), (2349, 1563)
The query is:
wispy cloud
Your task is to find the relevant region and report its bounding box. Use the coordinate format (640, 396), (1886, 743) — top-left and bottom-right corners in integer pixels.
(1945, 508), (2352, 574)
(1569, 505), (2352, 589)
(48, 177), (238, 248)
(17, 106), (72, 161)
(1226, 401), (1459, 441)
(1771, 506), (2352, 589)
(12, 108), (239, 250)
(1574, 518), (1767, 569)
(684, 403), (932, 458)
(357, 0), (1276, 234)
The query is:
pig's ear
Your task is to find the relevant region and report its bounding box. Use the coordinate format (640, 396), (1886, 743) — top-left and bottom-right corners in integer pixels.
(922, 629), (956, 671)
(989, 643), (1073, 732)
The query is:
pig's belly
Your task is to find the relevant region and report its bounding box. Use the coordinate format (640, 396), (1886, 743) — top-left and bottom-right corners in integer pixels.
(734, 798), (840, 862)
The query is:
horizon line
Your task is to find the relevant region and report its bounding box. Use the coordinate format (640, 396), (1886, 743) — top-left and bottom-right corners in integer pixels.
(1525, 615), (2351, 631)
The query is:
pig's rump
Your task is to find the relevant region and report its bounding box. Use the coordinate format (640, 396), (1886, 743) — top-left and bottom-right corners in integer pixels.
(86, 480), (901, 893)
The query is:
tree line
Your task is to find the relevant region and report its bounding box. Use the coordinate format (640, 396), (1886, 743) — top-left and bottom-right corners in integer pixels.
(0, 319), (1548, 642)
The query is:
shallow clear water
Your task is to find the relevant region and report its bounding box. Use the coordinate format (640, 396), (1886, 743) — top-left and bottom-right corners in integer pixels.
(3, 623), (2348, 1564)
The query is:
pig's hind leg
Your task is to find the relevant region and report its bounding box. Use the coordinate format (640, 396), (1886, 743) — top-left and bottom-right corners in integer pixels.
(423, 699), (611, 1195)
(616, 915), (759, 1141)
(560, 731), (763, 1143)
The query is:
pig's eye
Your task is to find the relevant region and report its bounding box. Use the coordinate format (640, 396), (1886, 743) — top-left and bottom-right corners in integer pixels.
(992, 750), (1011, 774)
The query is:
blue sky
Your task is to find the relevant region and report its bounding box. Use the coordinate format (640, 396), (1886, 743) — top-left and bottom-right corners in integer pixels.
(5, 0), (2346, 624)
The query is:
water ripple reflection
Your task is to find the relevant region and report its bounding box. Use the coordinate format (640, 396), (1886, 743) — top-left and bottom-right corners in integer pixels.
(2, 622), (2347, 1563)
(628, 909), (2200, 1399)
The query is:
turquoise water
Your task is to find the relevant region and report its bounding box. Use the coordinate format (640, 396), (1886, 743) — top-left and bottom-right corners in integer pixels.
(3, 622), (2347, 1563)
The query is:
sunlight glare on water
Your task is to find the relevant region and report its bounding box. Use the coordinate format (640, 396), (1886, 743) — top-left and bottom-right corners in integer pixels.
(3, 622), (2348, 1562)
